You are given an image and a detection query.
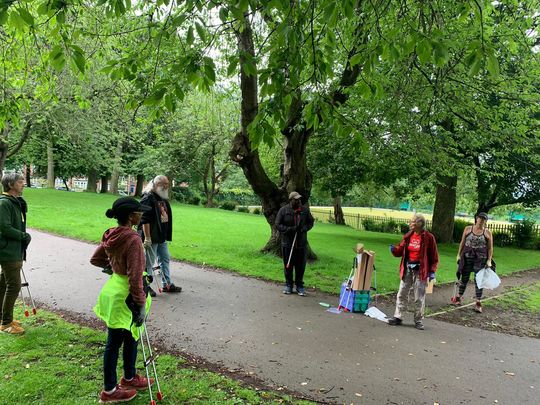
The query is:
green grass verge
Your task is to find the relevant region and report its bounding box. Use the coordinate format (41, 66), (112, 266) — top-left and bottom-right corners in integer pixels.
(0, 306), (310, 404)
(484, 282), (540, 313)
(24, 189), (540, 294)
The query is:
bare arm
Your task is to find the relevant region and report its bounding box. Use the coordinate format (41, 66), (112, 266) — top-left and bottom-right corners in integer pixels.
(485, 229), (494, 263)
(142, 223), (151, 240)
(457, 226), (471, 258)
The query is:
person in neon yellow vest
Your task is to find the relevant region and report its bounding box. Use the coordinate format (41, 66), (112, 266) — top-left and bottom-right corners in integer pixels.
(91, 197), (154, 404)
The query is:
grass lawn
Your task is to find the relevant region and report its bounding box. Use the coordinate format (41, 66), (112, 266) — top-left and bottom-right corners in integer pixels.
(484, 282), (540, 313)
(0, 306), (310, 404)
(24, 189), (540, 294)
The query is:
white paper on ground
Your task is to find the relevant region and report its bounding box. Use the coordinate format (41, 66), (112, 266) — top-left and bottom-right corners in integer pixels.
(364, 306), (388, 323)
(326, 307), (342, 314)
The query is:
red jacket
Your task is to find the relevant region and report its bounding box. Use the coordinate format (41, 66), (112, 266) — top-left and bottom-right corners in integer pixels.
(392, 230), (439, 281)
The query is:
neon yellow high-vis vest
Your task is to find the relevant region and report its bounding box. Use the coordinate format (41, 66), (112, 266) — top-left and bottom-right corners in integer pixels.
(94, 273), (152, 340)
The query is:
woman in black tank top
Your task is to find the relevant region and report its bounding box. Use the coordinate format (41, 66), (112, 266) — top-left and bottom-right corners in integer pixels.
(453, 212), (494, 312)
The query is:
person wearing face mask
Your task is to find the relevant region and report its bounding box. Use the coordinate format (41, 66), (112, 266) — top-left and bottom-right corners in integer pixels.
(139, 175), (181, 294)
(387, 214), (439, 330)
(275, 191), (315, 296)
(452, 212), (494, 313)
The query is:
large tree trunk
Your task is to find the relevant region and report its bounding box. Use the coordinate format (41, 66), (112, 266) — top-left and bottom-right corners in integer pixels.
(475, 156), (497, 214)
(230, 17), (288, 256)
(100, 176), (109, 193)
(431, 174), (457, 243)
(25, 164), (31, 187)
(230, 10), (367, 258)
(86, 169), (98, 192)
(46, 137), (55, 188)
(110, 138), (123, 194)
(134, 174), (144, 197)
(333, 196), (345, 225)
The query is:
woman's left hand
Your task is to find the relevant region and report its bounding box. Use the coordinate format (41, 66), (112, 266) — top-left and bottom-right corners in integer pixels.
(486, 259), (492, 268)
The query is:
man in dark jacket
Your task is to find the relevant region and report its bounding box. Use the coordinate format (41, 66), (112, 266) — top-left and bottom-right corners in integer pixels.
(276, 191), (314, 296)
(0, 173), (31, 335)
(139, 175), (181, 294)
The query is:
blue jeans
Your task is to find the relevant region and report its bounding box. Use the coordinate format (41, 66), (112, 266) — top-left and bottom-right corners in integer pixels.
(103, 328), (138, 391)
(145, 242), (171, 286)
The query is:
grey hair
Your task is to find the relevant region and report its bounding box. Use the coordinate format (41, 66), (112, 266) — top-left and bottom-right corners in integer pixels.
(1, 173), (24, 192)
(142, 175), (168, 194)
(412, 213), (426, 228)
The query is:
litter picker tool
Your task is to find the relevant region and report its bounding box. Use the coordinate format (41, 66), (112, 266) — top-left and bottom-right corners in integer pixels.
(152, 265), (163, 294)
(20, 266), (37, 317)
(286, 232), (297, 270)
(138, 321), (163, 404)
(126, 293), (163, 404)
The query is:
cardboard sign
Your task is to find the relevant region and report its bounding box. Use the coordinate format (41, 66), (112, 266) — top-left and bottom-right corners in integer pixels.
(426, 279), (435, 294)
(352, 251), (375, 291)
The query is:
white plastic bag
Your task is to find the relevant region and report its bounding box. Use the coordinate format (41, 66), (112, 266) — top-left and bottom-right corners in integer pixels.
(475, 267), (501, 290)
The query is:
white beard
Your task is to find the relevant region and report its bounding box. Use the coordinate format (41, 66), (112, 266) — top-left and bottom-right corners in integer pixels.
(155, 186), (169, 200)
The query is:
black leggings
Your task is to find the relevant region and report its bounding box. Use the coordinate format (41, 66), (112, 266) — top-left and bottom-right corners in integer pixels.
(103, 328), (138, 391)
(459, 259), (483, 300)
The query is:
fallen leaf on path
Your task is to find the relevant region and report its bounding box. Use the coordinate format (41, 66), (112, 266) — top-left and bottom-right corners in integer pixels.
(301, 382), (308, 386)
(355, 393), (362, 397)
(504, 372), (515, 376)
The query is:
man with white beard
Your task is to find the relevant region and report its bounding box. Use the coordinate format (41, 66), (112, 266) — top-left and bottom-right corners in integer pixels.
(139, 175), (182, 295)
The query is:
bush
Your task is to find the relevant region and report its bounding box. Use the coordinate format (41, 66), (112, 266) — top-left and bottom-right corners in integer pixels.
(237, 206), (249, 213)
(384, 219), (399, 233)
(252, 207), (261, 215)
(171, 186), (200, 205)
(362, 218), (377, 232)
(511, 219), (536, 248)
(492, 231), (512, 248)
(400, 223), (410, 234)
(453, 219), (472, 243)
(532, 236), (540, 250)
(219, 201), (237, 211)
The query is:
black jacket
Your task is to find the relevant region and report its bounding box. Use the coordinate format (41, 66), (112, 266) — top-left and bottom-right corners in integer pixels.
(276, 204), (314, 248)
(138, 192), (173, 243)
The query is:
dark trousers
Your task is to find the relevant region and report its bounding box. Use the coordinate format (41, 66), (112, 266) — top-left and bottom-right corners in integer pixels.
(0, 261), (22, 325)
(459, 259), (483, 300)
(104, 328), (138, 391)
(282, 246), (307, 289)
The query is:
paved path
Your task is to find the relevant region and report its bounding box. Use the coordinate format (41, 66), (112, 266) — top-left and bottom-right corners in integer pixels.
(25, 230), (540, 404)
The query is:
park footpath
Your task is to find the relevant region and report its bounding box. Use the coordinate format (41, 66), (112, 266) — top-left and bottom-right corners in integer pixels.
(24, 230), (539, 404)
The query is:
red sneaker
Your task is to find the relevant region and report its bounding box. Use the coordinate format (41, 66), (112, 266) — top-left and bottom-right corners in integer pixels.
(99, 386), (137, 403)
(120, 374), (154, 391)
(474, 302), (483, 313)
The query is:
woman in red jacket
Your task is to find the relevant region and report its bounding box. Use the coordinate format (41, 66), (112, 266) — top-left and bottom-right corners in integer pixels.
(387, 214), (439, 330)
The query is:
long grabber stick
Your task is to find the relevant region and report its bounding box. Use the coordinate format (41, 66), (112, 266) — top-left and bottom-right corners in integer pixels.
(286, 232), (298, 270)
(152, 266), (163, 294)
(139, 321), (163, 404)
(20, 267), (37, 317)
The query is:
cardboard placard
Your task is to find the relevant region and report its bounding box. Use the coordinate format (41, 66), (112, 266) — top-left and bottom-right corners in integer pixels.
(426, 279), (435, 294)
(352, 251), (375, 291)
